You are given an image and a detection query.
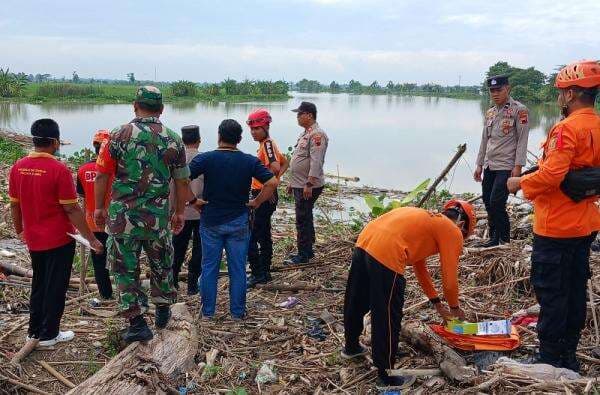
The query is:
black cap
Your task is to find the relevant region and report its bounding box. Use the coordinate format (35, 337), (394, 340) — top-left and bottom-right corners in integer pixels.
(291, 101), (317, 117)
(486, 75), (509, 89)
(181, 125), (200, 144)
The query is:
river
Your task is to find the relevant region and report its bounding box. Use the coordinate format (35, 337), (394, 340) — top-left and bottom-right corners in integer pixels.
(0, 93), (560, 193)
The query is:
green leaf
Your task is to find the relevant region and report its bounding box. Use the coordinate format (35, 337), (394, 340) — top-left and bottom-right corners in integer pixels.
(372, 206), (384, 217)
(364, 194), (383, 210)
(401, 178), (430, 205)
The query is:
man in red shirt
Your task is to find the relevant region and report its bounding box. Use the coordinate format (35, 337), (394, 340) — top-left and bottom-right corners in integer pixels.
(76, 130), (113, 299)
(9, 119), (103, 347)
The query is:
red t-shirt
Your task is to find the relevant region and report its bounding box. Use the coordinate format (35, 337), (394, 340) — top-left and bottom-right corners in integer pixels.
(77, 160), (112, 233)
(9, 152), (77, 251)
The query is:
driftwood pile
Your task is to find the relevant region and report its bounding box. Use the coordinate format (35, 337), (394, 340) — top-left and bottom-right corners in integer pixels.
(1, 149), (599, 393)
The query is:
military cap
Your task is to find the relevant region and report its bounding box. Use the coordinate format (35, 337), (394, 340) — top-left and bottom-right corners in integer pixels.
(486, 75), (509, 89)
(291, 101), (317, 116)
(135, 85), (162, 105)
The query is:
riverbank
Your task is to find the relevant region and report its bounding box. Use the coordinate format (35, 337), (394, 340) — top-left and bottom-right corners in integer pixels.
(2, 83), (290, 104)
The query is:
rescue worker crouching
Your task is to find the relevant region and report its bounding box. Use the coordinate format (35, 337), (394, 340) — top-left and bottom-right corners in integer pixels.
(507, 60), (600, 372)
(342, 200), (475, 391)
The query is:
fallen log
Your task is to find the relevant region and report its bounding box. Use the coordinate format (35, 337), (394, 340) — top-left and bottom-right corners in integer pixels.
(401, 321), (475, 383)
(0, 261), (33, 277)
(10, 338), (39, 365)
(67, 303), (197, 395)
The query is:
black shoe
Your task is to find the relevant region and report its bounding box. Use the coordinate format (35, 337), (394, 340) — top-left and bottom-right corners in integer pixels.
(561, 352), (580, 372)
(340, 344), (368, 359)
(155, 305), (171, 329)
(187, 272), (199, 296)
(247, 275), (268, 289)
(123, 315), (153, 343)
(283, 254), (310, 265)
(375, 374), (416, 391)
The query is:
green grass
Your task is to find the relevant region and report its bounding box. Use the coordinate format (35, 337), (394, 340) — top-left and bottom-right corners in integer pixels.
(0, 136), (26, 164)
(9, 83), (289, 104)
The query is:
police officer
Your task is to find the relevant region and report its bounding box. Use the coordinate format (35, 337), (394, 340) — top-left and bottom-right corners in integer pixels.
(507, 60), (600, 372)
(94, 86), (190, 342)
(474, 75), (530, 247)
(285, 101), (329, 265)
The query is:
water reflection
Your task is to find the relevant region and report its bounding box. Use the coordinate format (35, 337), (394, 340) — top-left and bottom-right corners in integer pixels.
(0, 94), (563, 193)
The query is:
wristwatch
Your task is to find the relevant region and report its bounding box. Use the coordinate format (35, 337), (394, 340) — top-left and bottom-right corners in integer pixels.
(305, 181), (314, 188)
(188, 197), (198, 205)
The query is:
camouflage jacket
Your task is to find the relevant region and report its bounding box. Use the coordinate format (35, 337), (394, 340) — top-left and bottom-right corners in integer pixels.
(101, 117), (190, 239)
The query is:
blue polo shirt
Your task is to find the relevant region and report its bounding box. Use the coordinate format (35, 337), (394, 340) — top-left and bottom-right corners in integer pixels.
(189, 148), (274, 227)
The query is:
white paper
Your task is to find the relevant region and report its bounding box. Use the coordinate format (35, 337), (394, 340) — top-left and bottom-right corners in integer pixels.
(67, 233), (97, 251)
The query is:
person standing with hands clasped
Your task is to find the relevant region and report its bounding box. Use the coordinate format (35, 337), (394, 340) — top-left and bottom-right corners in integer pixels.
(95, 86), (190, 343)
(475, 75), (529, 247)
(507, 61), (600, 372)
(285, 101), (328, 265)
(9, 119), (103, 347)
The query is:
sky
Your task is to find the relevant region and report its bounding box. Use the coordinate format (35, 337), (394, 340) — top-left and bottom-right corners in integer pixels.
(1, 0), (598, 85)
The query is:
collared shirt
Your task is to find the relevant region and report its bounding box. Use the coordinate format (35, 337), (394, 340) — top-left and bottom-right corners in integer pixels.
(289, 122), (328, 188)
(355, 207), (463, 307)
(96, 116), (190, 239)
(9, 152), (77, 251)
(169, 147), (203, 221)
(521, 107), (600, 237)
(476, 97), (530, 171)
(251, 138), (285, 190)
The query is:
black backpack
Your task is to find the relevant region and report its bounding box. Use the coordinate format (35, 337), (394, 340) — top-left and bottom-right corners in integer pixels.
(521, 165), (600, 202)
(560, 167), (600, 202)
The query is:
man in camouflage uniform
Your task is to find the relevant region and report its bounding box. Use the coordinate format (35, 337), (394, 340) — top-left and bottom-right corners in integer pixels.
(284, 101), (329, 265)
(94, 86), (190, 342)
(474, 75), (530, 247)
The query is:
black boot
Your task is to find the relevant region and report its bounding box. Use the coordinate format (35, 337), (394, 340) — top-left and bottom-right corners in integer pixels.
(172, 267), (180, 290)
(155, 305), (171, 329)
(375, 372), (416, 390)
(123, 315), (153, 343)
(538, 340), (563, 368)
(247, 274), (268, 289)
(479, 236), (500, 248)
(187, 272), (199, 296)
(561, 337), (581, 372)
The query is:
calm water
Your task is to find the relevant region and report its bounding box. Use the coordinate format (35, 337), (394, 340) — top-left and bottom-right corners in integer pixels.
(0, 93), (560, 193)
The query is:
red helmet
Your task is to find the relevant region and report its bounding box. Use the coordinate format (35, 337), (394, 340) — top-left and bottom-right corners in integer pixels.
(246, 109), (272, 128)
(555, 60), (600, 89)
(93, 129), (110, 144)
(443, 199), (477, 237)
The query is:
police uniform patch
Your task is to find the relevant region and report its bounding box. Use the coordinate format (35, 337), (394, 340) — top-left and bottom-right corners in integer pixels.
(312, 134), (322, 147)
(519, 110), (528, 125)
(501, 118), (514, 135)
(504, 108), (514, 117)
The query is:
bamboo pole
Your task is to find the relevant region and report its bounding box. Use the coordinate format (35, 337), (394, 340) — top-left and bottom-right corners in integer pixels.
(589, 280), (599, 345)
(38, 360), (76, 389)
(416, 143), (467, 208)
(78, 244), (89, 296)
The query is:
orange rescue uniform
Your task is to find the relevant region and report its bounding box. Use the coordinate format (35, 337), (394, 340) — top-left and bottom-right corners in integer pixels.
(356, 207), (463, 307)
(521, 108), (600, 238)
(251, 138), (284, 190)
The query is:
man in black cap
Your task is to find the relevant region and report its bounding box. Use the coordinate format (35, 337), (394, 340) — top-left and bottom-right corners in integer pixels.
(474, 75), (530, 247)
(285, 101), (329, 265)
(170, 125), (203, 295)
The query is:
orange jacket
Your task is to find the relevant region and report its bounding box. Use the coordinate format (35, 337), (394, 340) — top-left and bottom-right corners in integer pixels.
(355, 207), (463, 307)
(521, 108), (600, 238)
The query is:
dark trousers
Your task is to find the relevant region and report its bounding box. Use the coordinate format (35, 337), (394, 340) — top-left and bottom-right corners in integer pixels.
(91, 232), (113, 299)
(531, 232), (596, 366)
(172, 219), (202, 289)
(482, 168), (511, 241)
(249, 189), (277, 279)
(28, 241), (76, 341)
(292, 186), (324, 255)
(343, 247), (406, 377)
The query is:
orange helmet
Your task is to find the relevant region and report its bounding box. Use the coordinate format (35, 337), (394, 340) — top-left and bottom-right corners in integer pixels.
(443, 199), (477, 237)
(93, 130), (110, 144)
(555, 60), (600, 89)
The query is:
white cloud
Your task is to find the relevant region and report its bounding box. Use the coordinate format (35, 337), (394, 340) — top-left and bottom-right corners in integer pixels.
(442, 14), (489, 27)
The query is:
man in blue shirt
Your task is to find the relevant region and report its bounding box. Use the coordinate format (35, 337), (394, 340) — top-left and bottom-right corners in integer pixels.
(189, 119), (277, 319)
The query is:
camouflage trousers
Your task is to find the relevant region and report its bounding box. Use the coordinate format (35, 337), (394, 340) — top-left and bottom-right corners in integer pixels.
(107, 235), (176, 320)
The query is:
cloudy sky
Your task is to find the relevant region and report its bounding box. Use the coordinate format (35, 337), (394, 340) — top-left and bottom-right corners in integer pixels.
(1, 0), (598, 85)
